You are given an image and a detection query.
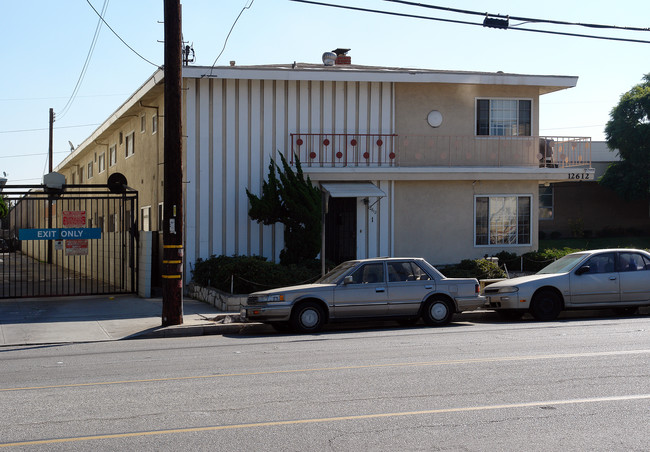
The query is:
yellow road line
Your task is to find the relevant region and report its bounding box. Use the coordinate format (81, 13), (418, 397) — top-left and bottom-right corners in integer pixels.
(2, 349), (649, 393)
(1, 394), (649, 448)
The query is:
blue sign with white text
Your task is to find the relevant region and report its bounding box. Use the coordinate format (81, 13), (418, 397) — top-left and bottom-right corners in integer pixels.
(19, 228), (102, 241)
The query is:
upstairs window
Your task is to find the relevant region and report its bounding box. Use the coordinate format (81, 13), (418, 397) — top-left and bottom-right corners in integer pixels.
(125, 132), (135, 158)
(152, 115), (158, 134)
(477, 99), (531, 136)
(109, 145), (117, 166)
(87, 161), (93, 179)
(98, 152), (106, 173)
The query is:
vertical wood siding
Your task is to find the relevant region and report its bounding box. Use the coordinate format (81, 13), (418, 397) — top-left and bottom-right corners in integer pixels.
(185, 78), (395, 278)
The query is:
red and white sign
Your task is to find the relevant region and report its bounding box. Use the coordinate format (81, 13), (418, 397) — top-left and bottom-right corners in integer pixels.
(62, 211), (88, 255)
(66, 240), (88, 256)
(62, 211), (86, 228)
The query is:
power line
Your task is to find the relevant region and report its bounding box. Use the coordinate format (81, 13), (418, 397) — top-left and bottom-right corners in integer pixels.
(0, 123), (100, 134)
(382, 0), (650, 32)
(85, 0), (160, 69)
(57, 0), (110, 120)
(0, 151), (70, 159)
(207, 0), (256, 76)
(289, 0), (650, 44)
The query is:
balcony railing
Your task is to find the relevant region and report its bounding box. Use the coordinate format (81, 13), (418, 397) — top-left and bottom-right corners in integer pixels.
(290, 133), (398, 167)
(289, 134), (591, 168)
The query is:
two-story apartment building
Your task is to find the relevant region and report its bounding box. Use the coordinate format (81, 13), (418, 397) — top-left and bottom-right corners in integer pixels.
(56, 56), (593, 281)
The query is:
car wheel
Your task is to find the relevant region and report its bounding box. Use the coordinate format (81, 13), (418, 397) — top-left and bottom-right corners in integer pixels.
(530, 290), (562, 321)
(290, 301), (325, 333)
(613, 307), (639, 316)
(421, 297), (454, 326)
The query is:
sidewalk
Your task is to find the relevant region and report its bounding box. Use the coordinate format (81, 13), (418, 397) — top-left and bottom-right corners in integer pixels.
(0, 294), (256, 347)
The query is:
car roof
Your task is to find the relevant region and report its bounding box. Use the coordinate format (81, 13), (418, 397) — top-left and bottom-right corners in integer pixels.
(350, 257), (425, 263)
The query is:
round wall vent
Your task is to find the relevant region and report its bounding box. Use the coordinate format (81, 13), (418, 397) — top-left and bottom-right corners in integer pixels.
(427, 110), (443, 128)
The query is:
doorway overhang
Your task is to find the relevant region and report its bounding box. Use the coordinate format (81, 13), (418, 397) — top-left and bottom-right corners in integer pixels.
(320, 182), (386, 198)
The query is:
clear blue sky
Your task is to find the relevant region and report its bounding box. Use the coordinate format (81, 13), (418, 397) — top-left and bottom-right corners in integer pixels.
(1, 0), (648, 184)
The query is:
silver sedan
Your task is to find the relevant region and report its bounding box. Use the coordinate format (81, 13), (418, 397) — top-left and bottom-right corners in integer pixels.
(241, 257), (484, 333)
(483, 248), (650, 320)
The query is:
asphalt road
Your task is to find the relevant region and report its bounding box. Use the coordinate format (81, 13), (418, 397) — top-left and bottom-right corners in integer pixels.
(1, 312), (649, 451)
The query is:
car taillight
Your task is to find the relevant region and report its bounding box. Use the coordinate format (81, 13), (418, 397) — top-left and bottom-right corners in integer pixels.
(475, 284), (480, 294)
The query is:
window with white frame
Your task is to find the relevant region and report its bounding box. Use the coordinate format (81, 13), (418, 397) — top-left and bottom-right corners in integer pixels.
(140, 114), (146, 133)
(141, 206), (151, 231)
(539, 185), (554, 220)
(152, 115), (158, 134)
(87, 161), (93, 179)
(125, 132), (135, 158)
(476, 99), (531, 136)
(475, 195), (531, 246)
(98, 152), (106, 173)
(109, 145), (117, 166)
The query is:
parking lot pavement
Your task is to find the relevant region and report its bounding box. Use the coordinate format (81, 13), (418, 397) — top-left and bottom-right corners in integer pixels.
(0, 295), (245, 347)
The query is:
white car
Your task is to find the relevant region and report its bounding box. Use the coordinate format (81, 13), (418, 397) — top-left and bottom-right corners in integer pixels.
(483, 248), (650, 320)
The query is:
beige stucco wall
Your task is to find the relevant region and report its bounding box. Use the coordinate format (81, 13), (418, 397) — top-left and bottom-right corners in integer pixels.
(394, 83), (541, 167)
(393, 179), (539, 265)
(59, 87), (165, 231)
(395, 83), (540, 136)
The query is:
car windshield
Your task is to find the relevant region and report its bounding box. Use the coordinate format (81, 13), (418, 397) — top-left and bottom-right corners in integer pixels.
(537, 253), (587, 274)
(315, 261), (358, 284)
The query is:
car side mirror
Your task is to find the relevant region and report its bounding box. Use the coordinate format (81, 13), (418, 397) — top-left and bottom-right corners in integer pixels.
(575, 266), (590, 276)
(343, 276), (353, 285)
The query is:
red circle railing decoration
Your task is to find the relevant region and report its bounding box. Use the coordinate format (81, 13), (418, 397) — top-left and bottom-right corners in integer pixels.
(363, 152), (370, 159)
(336, 151), (343, 159)
(296, 138), (303, 146)
(350, 139), (357, 146)
(323, 139), (330, 146)
(309, 152), (317, 159)
(376, 139), (383, 147)
(389, 152), (396, 160)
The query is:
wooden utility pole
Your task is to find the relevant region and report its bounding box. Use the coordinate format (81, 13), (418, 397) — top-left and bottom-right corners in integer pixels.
(161, 0), (184, 326)
(47, 108), (54, 264)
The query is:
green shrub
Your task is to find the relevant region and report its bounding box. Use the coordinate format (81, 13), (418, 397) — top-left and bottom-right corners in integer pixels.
(191, 255), (321, 294)
(442, 258), (507, 279)
(521, 247), (580, 272)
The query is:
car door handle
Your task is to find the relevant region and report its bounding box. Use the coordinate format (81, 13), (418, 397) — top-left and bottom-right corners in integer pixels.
(424, 285), (433, 289)
(376, 288), (385, 293)
(609, 276), (617, 281)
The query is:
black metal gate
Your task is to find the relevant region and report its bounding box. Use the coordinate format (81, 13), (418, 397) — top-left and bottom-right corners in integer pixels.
(0, 182), (138, 298)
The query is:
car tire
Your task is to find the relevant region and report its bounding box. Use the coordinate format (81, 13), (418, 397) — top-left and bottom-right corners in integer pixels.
(530, 290), (562, 321)
(290, 301), (325, 333)
(421, 297), (454, 326)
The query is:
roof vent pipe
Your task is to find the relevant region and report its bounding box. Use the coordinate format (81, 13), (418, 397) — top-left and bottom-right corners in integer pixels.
(322, 52), (336, 66)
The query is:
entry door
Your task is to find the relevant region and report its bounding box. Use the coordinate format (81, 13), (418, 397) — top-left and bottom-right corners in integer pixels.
(325, 197), (357, 265)
(569, 252), (620, 305)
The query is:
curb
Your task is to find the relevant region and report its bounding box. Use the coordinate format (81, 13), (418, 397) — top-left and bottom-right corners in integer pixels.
(132, 320), (265, 339)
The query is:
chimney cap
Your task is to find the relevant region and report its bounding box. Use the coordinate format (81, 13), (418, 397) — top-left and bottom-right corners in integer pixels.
(331, 48), (350, 56)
